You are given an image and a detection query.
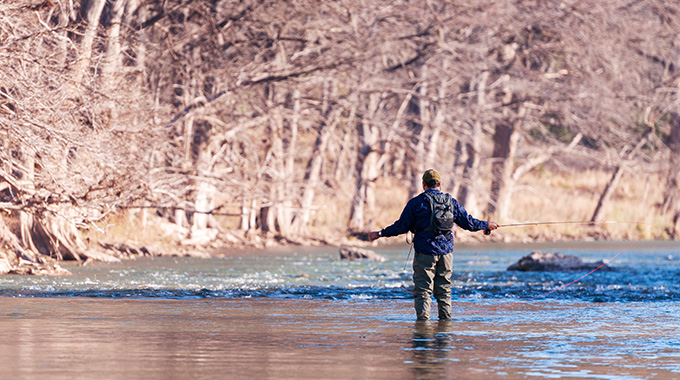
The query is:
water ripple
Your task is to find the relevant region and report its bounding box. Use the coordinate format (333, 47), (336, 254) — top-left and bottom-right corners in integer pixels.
(1, 243), (678, 303)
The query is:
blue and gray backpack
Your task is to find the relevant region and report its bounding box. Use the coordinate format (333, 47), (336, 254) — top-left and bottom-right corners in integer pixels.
(422, 192), (455, 235)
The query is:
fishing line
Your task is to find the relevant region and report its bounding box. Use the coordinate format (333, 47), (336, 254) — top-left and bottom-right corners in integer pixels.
(400, 233), (485, 295)
(456, 238), (487, 281)
(485, 220), (651, 234)
(400, 236), (415, 295)
(461, 237), (641, 314)
(397, 219), (649, 309)
(403, 242), (414, 271)
(468, 219), (650, 277)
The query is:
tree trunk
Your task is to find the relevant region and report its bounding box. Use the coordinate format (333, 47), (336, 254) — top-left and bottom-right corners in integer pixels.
(425, 64), (446, 179)
(260, 204), (275, 235)
(12, 148), (101, 262)
(53, 1), (72, 68)
(456, 71), (488, 215)
(102, 0), (127, 87)
(175, 209), (188, 229)
(72, 0), (107, 89)
(193, 182), (212, 232)
(348, 93), (381, 232)
(334, 121), (357, 188)
(33, 210), (90, 261)
(274, 91), (292, 237)
(285, 89), (303, 235)
(487, 105), (525, 221)
(188, 147), (218, 244)
(592, 127), (652, 222)
(590, 166), (624, 223)
(0, 217), (69, 275)
(456, 121), (482, 216)
(285, 88), (300, 196)
(663, 112), (680, 237)
(450, 139), (465, 199)
(240, 197), (258, 233)
(291, 109), (338, 235)
(409, 66), (432, 198)
(128, 0), (146, 89)
(260, 85), (292, 237)
(384, 92), (413, 177)
(16, 148), (38, 254)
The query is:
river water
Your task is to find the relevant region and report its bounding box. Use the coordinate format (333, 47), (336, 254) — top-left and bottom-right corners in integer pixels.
(1, 240), (679, 379)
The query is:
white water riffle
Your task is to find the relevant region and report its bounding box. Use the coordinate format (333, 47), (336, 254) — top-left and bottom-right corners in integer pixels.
(1, 241), (678, 302)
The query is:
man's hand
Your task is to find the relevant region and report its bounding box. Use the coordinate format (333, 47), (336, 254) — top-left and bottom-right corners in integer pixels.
(368, 231), (381, 241)
(483, 221), (500, 235)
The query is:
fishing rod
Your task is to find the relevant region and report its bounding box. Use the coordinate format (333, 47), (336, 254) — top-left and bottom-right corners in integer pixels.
(457, 221), (649, 313)
(467, 219), (649, 278)
(401, 220), (648, 302)
(483, 220), (646, 235)
(462, 237), (642, 314)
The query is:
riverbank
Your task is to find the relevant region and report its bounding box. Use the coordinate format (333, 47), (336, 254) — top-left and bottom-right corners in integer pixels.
(1, 164), (672, 277)
(91, 166), (670, 257)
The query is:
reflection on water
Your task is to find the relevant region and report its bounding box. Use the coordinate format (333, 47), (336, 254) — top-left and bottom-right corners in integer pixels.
(407, 321), (457, 379)
(1, 241), (680, 379)
(4, 298), (679, 379)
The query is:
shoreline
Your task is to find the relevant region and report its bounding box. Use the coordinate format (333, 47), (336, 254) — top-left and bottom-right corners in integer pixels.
(210, 236), (677, 257)
(3, 229), (672, 276)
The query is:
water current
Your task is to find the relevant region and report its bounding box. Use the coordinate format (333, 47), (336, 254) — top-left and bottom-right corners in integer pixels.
(1, 240), (678, 303)
(2, 240), (680, 379)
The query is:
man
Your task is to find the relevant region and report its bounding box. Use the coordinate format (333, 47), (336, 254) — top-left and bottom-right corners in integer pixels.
(369, 169), (499, 321)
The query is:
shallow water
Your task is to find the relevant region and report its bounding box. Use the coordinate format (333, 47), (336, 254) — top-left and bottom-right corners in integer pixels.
(2, 240), (679, 303)
(2, 298), (680, 379)
(1, 240), (680, 379)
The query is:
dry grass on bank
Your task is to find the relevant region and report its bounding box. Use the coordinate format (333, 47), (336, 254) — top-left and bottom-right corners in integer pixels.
(506, 169), (665, 241)
(83, 167), (671, 253)
(365, 168), (668, 244)
(83, 209), (186, 252)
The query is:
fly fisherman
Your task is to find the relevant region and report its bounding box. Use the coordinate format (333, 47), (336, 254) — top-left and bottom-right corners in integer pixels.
(369, 169), (499, 321)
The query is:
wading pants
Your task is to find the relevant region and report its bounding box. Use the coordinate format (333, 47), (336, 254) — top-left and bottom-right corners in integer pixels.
(412, 252), (453, 321)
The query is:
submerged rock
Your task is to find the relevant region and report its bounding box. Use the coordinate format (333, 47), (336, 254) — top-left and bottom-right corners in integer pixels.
(339, 247), (386, 262)
(507, 251), (611, 272)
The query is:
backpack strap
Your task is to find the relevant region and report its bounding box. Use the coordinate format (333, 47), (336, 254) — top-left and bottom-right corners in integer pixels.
(421, 192), (437, 233)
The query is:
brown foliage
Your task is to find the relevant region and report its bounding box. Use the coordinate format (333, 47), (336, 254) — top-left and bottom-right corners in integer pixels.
(1, 0), (680, 272)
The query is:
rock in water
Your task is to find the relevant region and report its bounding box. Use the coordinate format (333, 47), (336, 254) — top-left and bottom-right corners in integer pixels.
(339, 247), (386, 262)
(507, 251), (611, 272)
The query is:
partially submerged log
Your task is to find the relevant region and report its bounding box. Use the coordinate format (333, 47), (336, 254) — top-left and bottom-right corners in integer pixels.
(339, 247), (386, 262)
(507, 251), (611, 272)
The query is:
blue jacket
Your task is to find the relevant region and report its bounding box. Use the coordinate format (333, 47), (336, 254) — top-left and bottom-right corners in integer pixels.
(380, 188), (488, 255)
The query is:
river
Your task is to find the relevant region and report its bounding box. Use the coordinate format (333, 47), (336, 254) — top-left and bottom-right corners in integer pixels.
(1, 240), (679, 379)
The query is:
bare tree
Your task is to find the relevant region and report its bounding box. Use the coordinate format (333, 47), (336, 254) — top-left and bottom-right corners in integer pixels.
(5, 0), (680, 276)
(72, 0), (107, 89)
(662, 113), (680, 237)
(591, 128), (653, 222)
(348, 93), (382, 233)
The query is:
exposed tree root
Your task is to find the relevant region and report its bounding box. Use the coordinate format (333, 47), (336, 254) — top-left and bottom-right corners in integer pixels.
(0, 216), (70, 276)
